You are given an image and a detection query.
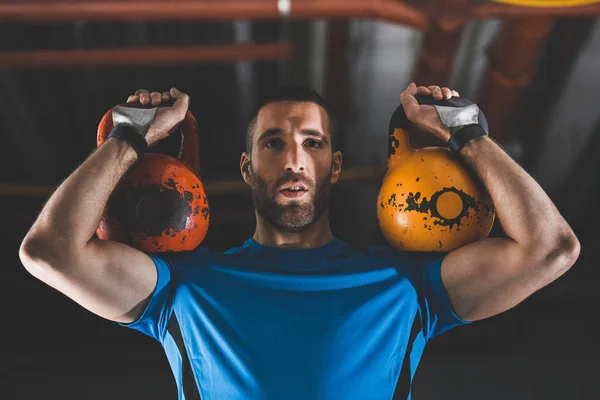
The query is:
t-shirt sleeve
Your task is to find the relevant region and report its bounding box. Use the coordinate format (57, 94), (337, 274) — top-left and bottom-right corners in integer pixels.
(117, 254), (174, 342)
(418, 251), (470, 339)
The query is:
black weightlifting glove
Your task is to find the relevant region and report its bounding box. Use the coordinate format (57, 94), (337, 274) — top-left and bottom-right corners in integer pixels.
(432, 102), (489, 154)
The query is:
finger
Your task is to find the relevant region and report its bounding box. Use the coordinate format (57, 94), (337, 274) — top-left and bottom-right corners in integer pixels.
(169, 87), (186, 99)
(134, 89), (149, 96)
(139, 92), (151, 105)
(452, 90), (460, 97)
(441, 87), (453, 99)
(416, 86), (432, 95)
(127, 95), (139, 103)
(161, 92), (171, 103)
(150, 91), (161, 106)
(399, 82), (420, 119)
(169, 87), (190, 118)
(428, 85), (443, 100)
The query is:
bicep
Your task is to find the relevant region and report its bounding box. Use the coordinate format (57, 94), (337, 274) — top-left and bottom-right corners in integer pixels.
(31, 238), (158, 324)
(440, 237), (564, 322)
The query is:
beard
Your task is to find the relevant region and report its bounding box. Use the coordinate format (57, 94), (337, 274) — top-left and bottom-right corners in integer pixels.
(250, 167), (332, 232)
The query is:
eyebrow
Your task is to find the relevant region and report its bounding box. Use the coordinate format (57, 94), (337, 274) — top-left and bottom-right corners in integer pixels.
(257, 128), (330, 145)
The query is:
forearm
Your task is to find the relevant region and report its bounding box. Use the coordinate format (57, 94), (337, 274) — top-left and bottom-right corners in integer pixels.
(456, 136), (575, 247)
(24, 138), (137, 252)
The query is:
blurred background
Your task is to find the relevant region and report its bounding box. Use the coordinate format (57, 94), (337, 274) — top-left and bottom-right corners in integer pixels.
(1, 0), (599, 399)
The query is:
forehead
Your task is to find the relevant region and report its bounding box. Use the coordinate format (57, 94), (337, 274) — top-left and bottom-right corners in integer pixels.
(255, 101), (329, 136)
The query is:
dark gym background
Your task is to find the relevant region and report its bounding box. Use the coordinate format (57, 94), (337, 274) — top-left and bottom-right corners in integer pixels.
(1, 1), (599, 399)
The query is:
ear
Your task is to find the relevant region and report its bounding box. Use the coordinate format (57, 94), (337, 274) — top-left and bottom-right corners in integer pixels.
(330, 150), (343, 184)
(240, 151), (253, 185)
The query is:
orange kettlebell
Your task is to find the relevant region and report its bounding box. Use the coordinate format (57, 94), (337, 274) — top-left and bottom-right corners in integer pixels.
(377, 95), (495, 252)
(96, 104), (209, 252)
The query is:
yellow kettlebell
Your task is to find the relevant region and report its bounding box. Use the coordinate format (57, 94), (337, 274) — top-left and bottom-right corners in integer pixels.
(377, 95), (495, 252)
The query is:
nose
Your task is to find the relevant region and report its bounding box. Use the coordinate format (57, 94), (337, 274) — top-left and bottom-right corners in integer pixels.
(283, 141), (306, 173)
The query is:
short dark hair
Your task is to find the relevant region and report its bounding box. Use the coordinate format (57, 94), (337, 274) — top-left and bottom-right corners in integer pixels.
(245, 86), (338, 152)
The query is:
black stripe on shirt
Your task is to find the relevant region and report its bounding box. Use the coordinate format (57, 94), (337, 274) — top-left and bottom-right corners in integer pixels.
(168, 313), (202, 400)
(392, 311), (422, 400)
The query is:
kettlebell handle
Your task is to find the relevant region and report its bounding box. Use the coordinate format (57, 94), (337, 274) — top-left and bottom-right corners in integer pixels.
(178, 111), (201, 177)
(96, 104), (201, 177)
(387, 94), (488, 159)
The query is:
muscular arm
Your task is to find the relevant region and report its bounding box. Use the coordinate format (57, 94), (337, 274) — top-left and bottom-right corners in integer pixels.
(19, 88), (189, 323)
(400, 83), (580, 322)
(441, 135), (579, 321)
(20, 139), (156, 323)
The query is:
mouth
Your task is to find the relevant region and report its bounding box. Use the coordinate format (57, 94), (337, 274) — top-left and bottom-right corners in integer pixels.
(279, 183), (308, 199)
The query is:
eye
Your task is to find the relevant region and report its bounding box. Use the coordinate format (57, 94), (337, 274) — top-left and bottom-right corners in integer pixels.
(304, 139), (323, 148)
(264, 138), (283, 149)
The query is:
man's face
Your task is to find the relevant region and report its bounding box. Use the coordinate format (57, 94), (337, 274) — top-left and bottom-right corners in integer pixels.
(240, 101), (342, 232)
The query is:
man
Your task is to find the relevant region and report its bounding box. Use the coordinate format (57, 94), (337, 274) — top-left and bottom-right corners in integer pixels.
(20, 83), (580, 399)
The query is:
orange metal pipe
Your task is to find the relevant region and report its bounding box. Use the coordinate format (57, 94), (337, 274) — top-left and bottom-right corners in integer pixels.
(0, 43), (293, 68)
(0, 0), (428, 28)
(476, 16), (555, 142)
(475, 3), (600, 17)
(412, 0), (471, 87)
(413, 21), (465, 87)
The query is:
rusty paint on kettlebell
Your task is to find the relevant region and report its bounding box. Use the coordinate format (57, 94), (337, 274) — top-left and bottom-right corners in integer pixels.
(377, 96), (495, 252)
(96, 105), (209, 252)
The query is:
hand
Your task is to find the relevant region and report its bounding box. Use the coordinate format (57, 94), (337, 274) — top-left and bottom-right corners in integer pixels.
(399, 82), (460, 142)
(126, 87), (190, 146)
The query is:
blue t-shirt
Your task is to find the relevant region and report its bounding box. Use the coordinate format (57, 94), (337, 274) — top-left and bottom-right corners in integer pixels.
(120, 237), (468, 400)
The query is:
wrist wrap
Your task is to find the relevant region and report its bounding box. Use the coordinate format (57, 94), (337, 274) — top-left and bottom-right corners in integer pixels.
(107, 124), (148, 159)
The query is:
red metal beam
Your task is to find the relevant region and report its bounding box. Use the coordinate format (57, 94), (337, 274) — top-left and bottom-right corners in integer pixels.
(0, 43), (293, 68)
(1, 0), (598, 25)
(0, 0), (429, 28)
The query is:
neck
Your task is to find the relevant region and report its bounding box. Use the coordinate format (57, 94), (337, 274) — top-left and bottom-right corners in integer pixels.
(252, 209), (334, 249)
